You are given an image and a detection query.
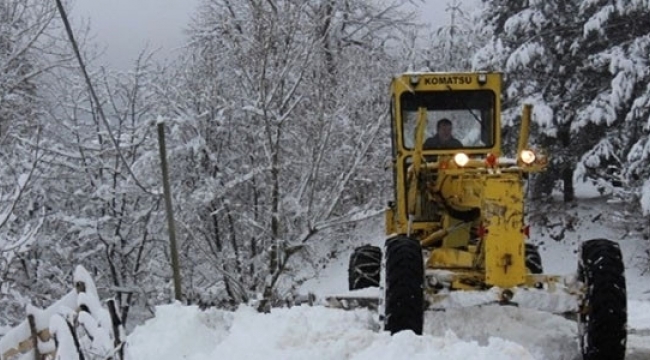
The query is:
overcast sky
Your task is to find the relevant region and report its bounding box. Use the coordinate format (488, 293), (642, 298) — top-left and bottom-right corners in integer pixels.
(72, 0), (477, 70)
(72, 0), (200, 69)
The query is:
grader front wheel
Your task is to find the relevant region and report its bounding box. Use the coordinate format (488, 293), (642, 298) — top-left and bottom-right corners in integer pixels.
(578, 239), (627, 360)
(383, 236), (424, 335)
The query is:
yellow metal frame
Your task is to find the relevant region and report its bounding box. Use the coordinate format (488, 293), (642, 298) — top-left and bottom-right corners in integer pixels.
(385, 71), (548, 290)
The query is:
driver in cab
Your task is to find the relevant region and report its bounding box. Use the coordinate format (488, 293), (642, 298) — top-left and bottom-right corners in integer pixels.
(424, 118), (463, 149)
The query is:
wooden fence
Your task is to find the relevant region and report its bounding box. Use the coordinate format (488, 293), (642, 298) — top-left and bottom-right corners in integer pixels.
(0, 266), (124, 360)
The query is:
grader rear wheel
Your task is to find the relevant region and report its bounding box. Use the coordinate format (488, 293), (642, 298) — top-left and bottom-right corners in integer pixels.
(348, 245), (382, 290)
(383, 236), (424, 335)
(578, 239), (627, 360)
(525, 243), (543, 274)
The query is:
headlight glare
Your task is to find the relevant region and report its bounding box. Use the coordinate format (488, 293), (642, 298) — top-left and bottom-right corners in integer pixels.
(454, 153), (470, 167)
(520, 150), (536, 164)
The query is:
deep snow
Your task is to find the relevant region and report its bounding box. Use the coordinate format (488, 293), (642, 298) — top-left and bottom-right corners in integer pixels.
(124, 183), (650, 360)
(127, 304), (540, 360)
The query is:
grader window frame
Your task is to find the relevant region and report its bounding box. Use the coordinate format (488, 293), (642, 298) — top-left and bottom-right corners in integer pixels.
(398, 90), (497, 152)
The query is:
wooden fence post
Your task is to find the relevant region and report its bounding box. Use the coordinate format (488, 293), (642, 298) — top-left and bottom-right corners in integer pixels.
(106, 299), (124, 360)
(27, 314), (41, 360)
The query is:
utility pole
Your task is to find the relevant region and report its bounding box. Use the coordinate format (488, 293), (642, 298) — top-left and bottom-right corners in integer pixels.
(157, 120), (183, 302)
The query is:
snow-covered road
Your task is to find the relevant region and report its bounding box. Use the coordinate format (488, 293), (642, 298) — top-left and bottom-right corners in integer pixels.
(127, 192), (650, 359)
(125, 299), (650, 360)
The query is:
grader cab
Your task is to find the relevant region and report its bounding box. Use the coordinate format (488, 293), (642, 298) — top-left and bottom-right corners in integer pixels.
(345, 72), (627, 360)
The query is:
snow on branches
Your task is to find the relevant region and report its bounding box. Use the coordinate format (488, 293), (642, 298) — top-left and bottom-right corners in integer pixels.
(0, 265), (124, 360)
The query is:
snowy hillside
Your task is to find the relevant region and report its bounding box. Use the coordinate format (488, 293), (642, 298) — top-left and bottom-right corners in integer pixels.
(124, 185), (650, 360)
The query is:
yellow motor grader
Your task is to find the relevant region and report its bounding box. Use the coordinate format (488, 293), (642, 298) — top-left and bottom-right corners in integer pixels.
(345, 72), (627, 360)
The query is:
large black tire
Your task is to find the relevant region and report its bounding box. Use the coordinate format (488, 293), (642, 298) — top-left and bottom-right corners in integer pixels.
(525, 243), (543, 274)
(578, 239), (627, 360)
(348, 245), (382, 290)
(383, 236), (424, 335)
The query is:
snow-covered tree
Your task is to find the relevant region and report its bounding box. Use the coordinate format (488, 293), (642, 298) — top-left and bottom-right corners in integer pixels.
(474, 0), (595, 202)
(1, 41), (175, 330)
(573, 0), (650, 215)
(0, 0), (73, 325)
(38, 57), (168, 324)
(473, 0), (650, 237)
(416, 0), (488, 72)
(163, 0), (410, 310)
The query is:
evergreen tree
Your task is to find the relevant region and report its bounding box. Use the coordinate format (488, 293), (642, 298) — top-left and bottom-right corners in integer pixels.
(475, 0), (620, 202)
(475, 0), (650, 217)
(573, 0), (650, 213)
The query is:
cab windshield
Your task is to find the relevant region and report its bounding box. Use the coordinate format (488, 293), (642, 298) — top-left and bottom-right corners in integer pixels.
(400, 90), (495, 150)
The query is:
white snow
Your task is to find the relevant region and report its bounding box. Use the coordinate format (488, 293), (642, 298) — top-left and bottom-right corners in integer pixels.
(0, 266), (120, 360)
(529, 98), (555, 133)
(0, 292), (78, 358)
(503, 9), (546, 36)
(49, 312), (80, 360)
(126, 303), (538, 360)
(506, 42), (546, 71)
(127, 184), (650, 360)
(629, 300), (650, 330)
(123, 181), (650, 360)
(4, 183), (650, 360)
(583, 5), (615, 36)
(642, 179), (650, 216)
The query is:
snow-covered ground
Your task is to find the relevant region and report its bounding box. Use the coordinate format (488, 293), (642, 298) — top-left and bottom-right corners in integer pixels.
(126, 183), (650, 360)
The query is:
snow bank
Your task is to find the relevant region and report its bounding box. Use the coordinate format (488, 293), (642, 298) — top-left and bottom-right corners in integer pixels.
(629, 300), (650, 330)
(126, 304), (536, 360)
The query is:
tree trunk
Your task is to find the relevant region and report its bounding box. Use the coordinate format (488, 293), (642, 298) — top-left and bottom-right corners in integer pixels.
(558, 125), (574, 203)
(562, 164), (574, 202)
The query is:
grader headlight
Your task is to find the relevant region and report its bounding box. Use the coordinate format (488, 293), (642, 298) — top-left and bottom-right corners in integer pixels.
(520, 149), (536, 165)
(454, 153), (470, 167)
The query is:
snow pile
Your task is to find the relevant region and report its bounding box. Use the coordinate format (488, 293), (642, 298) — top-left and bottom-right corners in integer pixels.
(126, 303), (537, 360)
(117, 189), (650, 359)
(0, 266), (120, 360)
(425, 306), (578, 360)
(629, 300), (650, 330)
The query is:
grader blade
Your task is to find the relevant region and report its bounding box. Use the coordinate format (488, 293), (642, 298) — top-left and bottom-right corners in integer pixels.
(324, 289), (380, 310)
